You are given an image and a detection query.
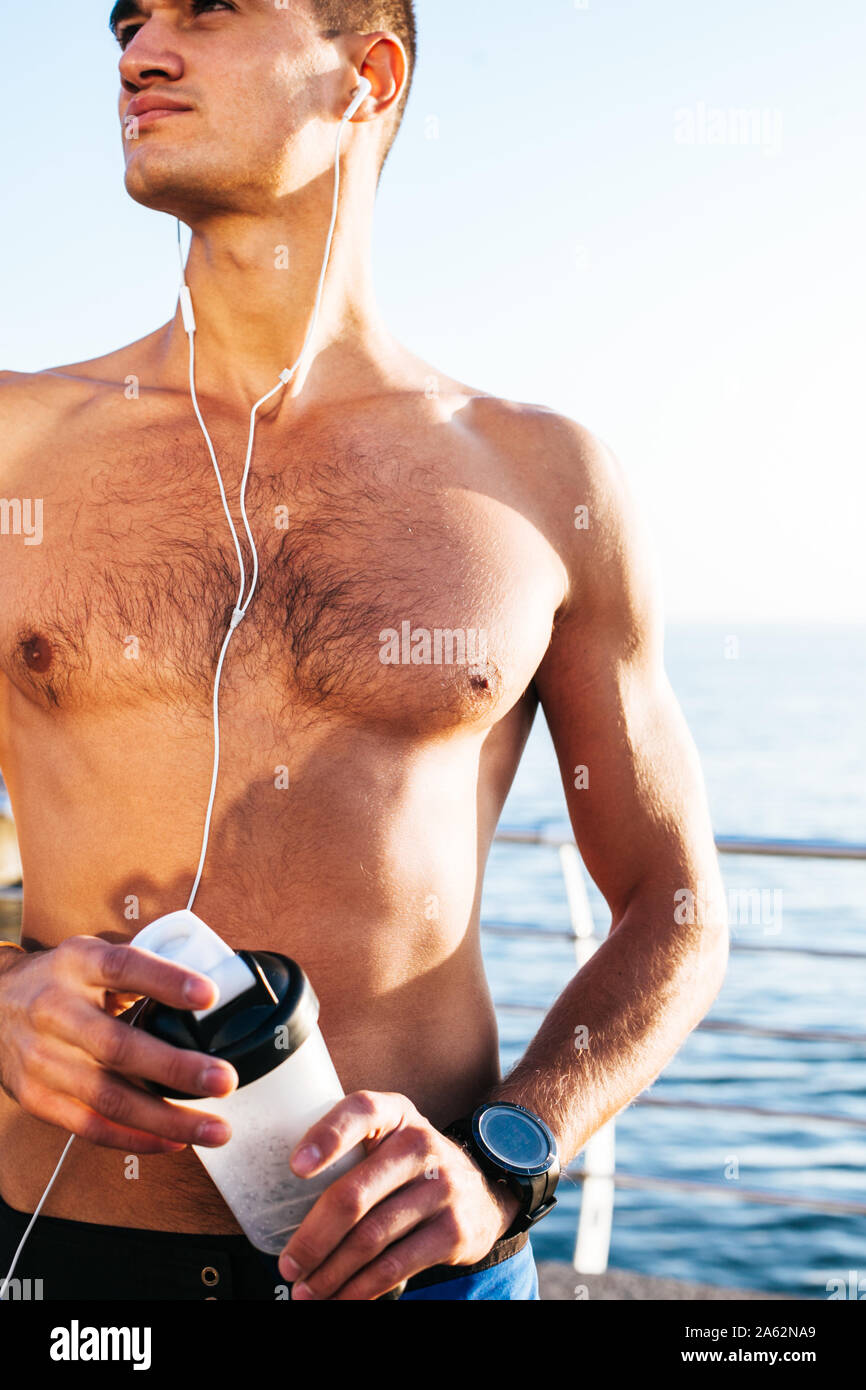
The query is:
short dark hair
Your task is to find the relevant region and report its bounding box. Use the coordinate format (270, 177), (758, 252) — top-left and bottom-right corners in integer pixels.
(308, 0), (417, 171)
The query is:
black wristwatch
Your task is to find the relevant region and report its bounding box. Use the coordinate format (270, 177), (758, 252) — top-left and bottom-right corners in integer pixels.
(443, 1102), (560, 1238)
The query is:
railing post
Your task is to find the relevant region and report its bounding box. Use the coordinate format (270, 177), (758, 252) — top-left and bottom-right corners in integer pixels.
(558, 841), (616, 1275)
(558, 841), (595, 956)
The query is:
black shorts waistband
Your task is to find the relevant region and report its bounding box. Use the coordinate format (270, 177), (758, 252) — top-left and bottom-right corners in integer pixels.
(0, 1184), (528, 1300)
(0, 1185), (275, 1300)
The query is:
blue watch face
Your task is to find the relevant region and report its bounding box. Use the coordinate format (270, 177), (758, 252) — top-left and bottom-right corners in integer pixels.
(477, 1107), (550, 1170)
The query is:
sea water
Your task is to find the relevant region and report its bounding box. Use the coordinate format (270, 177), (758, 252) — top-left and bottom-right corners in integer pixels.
(483, 622), (866, 1297)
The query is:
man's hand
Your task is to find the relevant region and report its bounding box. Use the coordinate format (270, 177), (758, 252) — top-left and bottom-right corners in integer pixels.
(0, 935), (239, 1153)
(279, 1091), (521, 1301)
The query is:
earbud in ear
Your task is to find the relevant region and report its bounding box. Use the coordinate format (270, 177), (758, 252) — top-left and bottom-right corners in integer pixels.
(343, 76), (373, 121)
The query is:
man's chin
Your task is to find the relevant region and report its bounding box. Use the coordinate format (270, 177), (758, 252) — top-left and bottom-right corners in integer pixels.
(123, 169), (210, 220)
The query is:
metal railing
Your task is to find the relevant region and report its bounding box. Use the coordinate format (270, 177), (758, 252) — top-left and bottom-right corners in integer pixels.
(487, 828), (866, 1273)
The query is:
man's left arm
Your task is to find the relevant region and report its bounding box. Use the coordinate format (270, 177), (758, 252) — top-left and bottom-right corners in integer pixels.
(479, 423), (730, 1162)
(277, 420), (729, 1300)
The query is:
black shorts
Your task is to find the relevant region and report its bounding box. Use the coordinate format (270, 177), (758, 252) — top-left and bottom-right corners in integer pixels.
(0, 1186), (530, 1301)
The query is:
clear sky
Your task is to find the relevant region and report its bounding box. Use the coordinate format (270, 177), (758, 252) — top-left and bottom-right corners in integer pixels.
(2, 0), (864, 622)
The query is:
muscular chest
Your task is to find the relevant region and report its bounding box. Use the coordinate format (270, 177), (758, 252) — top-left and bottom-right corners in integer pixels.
(1, 411), (563, 730)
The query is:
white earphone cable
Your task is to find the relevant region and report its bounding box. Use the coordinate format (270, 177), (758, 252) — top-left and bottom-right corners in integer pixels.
(0, 1134), (75, 1300)
(184, 99), (351, 909)
(1, 92), (361, 1299)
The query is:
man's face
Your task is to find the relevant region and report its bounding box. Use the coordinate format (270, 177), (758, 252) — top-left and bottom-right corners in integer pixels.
(113, 0), (335, 218)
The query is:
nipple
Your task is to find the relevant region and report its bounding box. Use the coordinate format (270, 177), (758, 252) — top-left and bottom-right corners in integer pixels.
(21, 633), (53, 673)
(467, 657), (501, 699)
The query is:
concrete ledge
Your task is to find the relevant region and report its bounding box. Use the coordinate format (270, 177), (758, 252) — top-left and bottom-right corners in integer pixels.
(538, 1262), (800, 1301)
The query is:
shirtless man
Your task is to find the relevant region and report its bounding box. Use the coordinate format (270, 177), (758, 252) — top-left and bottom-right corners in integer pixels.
(0, 0), (728, 1301)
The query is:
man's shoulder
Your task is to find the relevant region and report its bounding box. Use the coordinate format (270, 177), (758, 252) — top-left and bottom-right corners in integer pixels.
(0, 366), (78, 407)
(464, 395), (657, 628)
(0, 359), (109, 427)
(0, 332), (163, 418)
(466, 394), (616, 476)
(0, 341), (156, 471)
(0, 370), (76, 470)
(464, 394), (626, 532)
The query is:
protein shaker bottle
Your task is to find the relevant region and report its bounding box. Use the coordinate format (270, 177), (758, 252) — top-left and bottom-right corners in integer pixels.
(130, 911), (368, 1255)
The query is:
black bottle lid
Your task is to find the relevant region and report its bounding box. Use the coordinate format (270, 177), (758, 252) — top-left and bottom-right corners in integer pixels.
(132, 950), (319, 1099)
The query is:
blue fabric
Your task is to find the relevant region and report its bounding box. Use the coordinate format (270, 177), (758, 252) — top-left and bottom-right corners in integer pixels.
(401, 1239), (539, 1301)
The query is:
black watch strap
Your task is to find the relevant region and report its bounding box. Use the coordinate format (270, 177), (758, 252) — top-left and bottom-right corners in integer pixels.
(443, 1107), (559, 1239)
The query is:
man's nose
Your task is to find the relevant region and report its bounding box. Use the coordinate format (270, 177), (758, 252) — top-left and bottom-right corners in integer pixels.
(119, 19), (185, 91)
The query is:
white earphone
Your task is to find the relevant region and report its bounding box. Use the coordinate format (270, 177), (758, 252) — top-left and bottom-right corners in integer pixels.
(344, 76), (373, 122)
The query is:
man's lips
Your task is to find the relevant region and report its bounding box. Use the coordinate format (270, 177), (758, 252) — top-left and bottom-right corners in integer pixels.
(130, 108), (192, 128)
(124, 95), (194, 128)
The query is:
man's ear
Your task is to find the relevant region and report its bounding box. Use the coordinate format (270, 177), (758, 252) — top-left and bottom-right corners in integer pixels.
(349, 32), (408, 121)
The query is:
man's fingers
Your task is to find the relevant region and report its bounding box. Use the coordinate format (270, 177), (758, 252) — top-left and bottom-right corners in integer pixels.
(290, 1090), (413, 1177)
(20, 1083), (191, 1156)
(290, 1179), (440, 1300)
(329, 1223), (447, 1302)
(49, 998), (237, 1100)
(55, 936), (217, 1011)
(22, 1046), (234, 1149)
(282, 1124), (436, 1279)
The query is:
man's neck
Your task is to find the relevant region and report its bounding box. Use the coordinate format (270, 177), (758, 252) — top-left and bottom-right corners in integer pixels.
(153, 185), (391, 416)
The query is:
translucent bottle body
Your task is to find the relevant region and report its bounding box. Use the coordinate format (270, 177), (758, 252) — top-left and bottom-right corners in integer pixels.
(183, 1027), (365, 1254)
